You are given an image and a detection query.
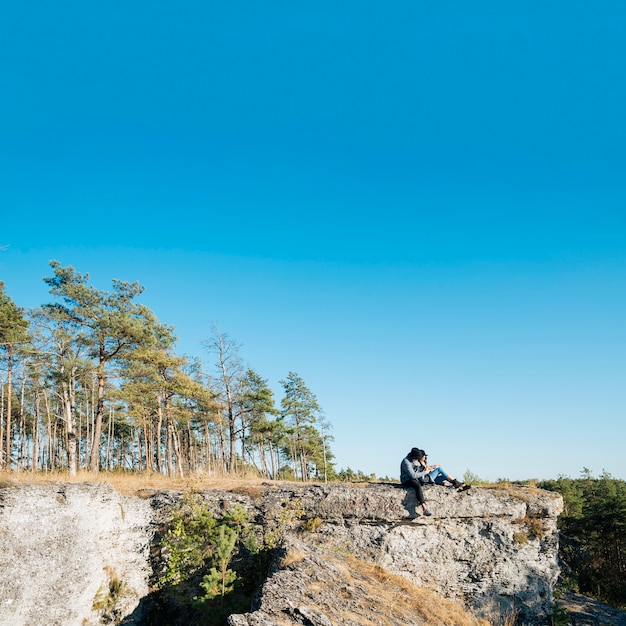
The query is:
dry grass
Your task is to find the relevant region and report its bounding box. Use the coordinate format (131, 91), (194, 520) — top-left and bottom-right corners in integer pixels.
(344, 556), (490, 626)
(279, 548), (307, 569)
(0, 469), (283, 496)
(300, 516), (323, 532)
(299, 551), (490, 626)
(478, 482), (556, 505)
(513, 514), (545, 540)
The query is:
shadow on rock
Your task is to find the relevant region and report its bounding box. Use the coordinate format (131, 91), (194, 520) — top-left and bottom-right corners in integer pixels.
(119, 582), (254, 626)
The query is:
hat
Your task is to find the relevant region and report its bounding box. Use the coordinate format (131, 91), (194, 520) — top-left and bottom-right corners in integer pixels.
(408, 447), (424, 460)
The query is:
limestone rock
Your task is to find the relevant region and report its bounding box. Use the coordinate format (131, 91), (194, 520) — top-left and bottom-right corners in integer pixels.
(0, 483), (153, 626)
(0, 481), (563, 625)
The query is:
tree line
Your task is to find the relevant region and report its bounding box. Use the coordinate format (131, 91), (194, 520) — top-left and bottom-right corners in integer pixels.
(0, 261), (335, 480)
(539, 472), (626, 609)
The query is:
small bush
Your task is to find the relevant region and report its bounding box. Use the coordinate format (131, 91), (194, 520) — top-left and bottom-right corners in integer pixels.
(92, 566), (126, 622)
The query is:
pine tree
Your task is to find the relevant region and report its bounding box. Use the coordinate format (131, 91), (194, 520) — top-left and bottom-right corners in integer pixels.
(43, 261), (156, 473)
(0, 281), (30, 469)
(240, 369), (279, 477)
(203, 327), (244, 474)
(198, 525), (238, 602)
(279, 372), (322, 481)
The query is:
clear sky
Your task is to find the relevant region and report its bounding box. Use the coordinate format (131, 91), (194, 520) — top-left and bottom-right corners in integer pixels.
(2, 2), (625, 482)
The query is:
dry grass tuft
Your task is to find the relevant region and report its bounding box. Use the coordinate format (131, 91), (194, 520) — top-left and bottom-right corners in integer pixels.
(0, 469), (356, 497)
(513, 532), (529, 545)
(300, 516), (323, 532)
(513, 514), (545, 541)
(279, 548), (307, 569)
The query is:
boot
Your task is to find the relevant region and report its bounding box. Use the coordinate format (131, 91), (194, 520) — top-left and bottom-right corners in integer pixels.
(455, 480), (471, 491)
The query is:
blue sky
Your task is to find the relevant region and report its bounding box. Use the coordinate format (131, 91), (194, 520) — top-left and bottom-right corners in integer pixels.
(2, 1), (625, 481)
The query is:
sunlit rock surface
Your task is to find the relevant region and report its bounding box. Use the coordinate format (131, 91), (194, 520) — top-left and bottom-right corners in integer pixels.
(0, 481), (562, 625)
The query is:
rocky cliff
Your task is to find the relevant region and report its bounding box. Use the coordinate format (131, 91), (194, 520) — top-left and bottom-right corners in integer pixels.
(0, 481), (563, 626)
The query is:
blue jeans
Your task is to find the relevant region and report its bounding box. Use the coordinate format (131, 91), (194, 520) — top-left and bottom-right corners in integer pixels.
(425, 467), (453, 485)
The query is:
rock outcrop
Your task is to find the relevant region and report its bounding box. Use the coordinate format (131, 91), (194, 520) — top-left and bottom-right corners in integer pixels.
(244, 483), (563, 625)
(0, 481), (563, 625)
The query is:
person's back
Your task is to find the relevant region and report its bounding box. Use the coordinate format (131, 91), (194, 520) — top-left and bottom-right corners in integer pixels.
(400, 452), (420, 483)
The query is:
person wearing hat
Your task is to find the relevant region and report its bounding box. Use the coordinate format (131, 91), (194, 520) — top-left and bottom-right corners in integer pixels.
(400, 447), (469, 516)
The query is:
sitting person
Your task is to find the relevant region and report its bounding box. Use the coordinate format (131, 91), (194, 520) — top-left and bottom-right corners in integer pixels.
(400, 447), (470, 516)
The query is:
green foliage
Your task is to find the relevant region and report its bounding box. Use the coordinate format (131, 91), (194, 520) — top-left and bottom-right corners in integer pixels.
(0, 267), (338, 481)
(157, 494), (218, 588)
(463, 469), (487, 485)
(157, 496), (262, 593)
(155, 494), (299, 625)
(221, 502), (259, 552)
(279, 371), (331, 481)
(550, 603), (571, 626)
(263, 498), (304, 549)
(336, 467), (376, 482)
(196, 525), (238, 603)
(198, 565), (237, 603)
(540, 471), (626, 609)
(0, 281), (30, 347)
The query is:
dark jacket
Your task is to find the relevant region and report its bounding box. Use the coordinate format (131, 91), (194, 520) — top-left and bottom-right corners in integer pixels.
(400, 456), (430, 484)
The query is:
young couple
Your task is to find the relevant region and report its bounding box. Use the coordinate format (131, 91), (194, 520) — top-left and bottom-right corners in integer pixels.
(400, 447), (470, 516)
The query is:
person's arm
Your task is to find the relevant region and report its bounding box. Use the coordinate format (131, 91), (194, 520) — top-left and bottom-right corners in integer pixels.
(412, 461), (433, 480)
(416, 460), (440, 477)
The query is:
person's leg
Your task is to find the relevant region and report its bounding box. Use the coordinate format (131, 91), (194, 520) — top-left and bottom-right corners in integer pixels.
(429, 467), (468, 489)
(402, 479), (432, 516)
(429, 467), (454, 485)
(403, 478), (425, 504)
